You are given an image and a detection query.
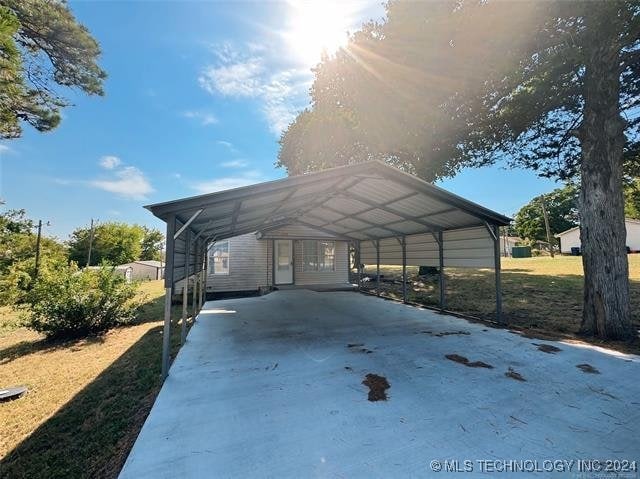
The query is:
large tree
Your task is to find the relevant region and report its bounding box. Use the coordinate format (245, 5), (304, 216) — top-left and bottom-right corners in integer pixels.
(514, 186), (580, 243)
(624, 177), (640, 219)
(0, 0), (105, 138)
(464, 1), (638, 340)
(68, 222), (145, 266)
(279, 1), (639, 340)
(0, 208), (67, 305)
(140, 226), (164, 261)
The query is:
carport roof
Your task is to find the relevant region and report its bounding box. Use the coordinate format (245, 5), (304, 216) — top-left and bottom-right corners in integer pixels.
(145, 161), (510, 242)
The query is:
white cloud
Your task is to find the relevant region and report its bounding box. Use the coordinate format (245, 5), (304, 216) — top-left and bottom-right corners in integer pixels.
(52, 178), (74, 186)
(199, 44), (312, 135)
(261, 68), (310, 134)
(183, 110), (218, 126)
(91, 166), (154, 200)
(191, 170), (264, 194)
(199, 57), (265, 97)
(48, 157), (153, 201)
(99, 155), (122, 170)
(221, 159), (249, 168)
(211, 41), (243, 64)
(246, 41), (267, 53)
(0, 144), (12, 154)
(217, 140), (239, 154)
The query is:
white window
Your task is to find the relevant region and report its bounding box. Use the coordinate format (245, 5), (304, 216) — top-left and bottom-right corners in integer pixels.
(303, 240), (335, 272)
(209, 240), (229, 275)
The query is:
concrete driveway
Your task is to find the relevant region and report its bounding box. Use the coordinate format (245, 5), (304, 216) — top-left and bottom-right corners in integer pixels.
(120, 290), (640, 478)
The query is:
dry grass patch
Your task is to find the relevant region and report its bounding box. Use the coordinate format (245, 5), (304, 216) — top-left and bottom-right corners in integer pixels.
(0, 281), (192, 479)
(361, 255), (640, 353)
(0, 307), (23, 336)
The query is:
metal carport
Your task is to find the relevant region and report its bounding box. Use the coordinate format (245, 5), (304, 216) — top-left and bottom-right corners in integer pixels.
(145, 161), (510, 379)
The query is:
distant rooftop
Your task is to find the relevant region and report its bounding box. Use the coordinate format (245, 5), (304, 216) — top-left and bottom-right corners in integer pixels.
(132, 260), (164, 268)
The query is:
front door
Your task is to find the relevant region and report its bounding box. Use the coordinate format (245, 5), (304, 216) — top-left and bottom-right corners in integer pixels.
(274, 240), (293, 285)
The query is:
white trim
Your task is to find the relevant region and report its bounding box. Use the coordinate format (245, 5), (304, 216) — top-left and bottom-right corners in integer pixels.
(209, 239), (230, 275)
(556, 218), (640, 238)
(302, 240), (336, 273)
(274, 239), (294, 285)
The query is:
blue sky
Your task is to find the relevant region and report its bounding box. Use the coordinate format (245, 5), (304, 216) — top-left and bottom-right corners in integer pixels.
(0, 1), (558, 240)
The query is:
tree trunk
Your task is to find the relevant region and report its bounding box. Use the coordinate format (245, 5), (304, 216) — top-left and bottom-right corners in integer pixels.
(578, 6), (633, 340)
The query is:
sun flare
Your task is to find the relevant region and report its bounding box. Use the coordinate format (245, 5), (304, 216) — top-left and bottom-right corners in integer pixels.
(285, 1), (353, 66)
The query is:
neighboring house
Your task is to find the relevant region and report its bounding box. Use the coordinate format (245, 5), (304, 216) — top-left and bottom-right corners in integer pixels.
(176, 225), (349, 295)
(85, 265), (133, 282)
(555, 218), (640, 253)
(119, 260), (165, 281)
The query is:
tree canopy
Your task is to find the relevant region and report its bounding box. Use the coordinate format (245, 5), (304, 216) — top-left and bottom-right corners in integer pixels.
(624, 177), (640, 219)
(513, 186), (580, 243)
(279, 0), (640, 339)
(68, 222), (163, 266)
(0, 209), (67, 305)
(279, 1), (638, 182)
(0, 0), (105, 139)
(140, 226), (164, 261)
(67, 222), (158, 266)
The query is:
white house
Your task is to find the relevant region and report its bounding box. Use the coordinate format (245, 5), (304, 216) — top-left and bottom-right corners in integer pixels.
(197, 226), (350, 294)
(555, 218), (640, 254)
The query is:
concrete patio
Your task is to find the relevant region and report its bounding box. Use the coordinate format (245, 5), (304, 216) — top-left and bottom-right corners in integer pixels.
(120, 290), (640, 478)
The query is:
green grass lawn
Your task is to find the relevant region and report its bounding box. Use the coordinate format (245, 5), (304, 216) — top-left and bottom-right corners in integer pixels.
(361, 254), (640, 352)
(0, 281), (192, 479)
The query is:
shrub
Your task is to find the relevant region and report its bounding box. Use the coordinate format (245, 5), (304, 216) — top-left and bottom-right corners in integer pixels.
(25, 264), (139, 339)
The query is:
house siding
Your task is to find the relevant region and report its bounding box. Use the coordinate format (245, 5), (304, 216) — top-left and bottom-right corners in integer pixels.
(205, 233), (270, 293)
(193, 230), (350, 292)
(557, 220), (640, 253)
(260, 224), (340, 239)
(558, 228), (581, 254)
(292, 240), (349, 285)
(120, 262), (163, 281)
(359, 226), (495, 268)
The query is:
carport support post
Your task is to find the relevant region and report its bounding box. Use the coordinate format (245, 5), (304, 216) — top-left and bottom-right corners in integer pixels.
(202, 245), (207, 306)
(356, 241), (362, 290)
(376, 239), (380, 296)
(401, 236), (407, 303)
(202, 246), (208, 306)
(195, 244), (201, 313)
(493, 224), (503, 324)
(191, 244), (198, 317)
(199, 268), (204, 310)
(161, 213), (176, 381)
(191, 270), (197, 317)
(196, 273), (200, 312)
(197, 269), (202, 312)
(438, 231), (445, 311)
(181, 230), (190, 345)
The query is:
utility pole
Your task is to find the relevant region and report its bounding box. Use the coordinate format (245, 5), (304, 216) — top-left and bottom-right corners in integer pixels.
(34, 220), (42, 280)
(34, 220), (50, 280)
(502, 226), (509, 257)
(540, 196), (555, 258)
(87, 218), (96, 267)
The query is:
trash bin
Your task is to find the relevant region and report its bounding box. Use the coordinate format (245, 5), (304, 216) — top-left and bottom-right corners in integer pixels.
(512, 246), (532, 258)
(570, 247), (581, 256)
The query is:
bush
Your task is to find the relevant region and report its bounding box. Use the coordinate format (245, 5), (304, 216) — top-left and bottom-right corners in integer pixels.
(25, 264), (139, 339)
